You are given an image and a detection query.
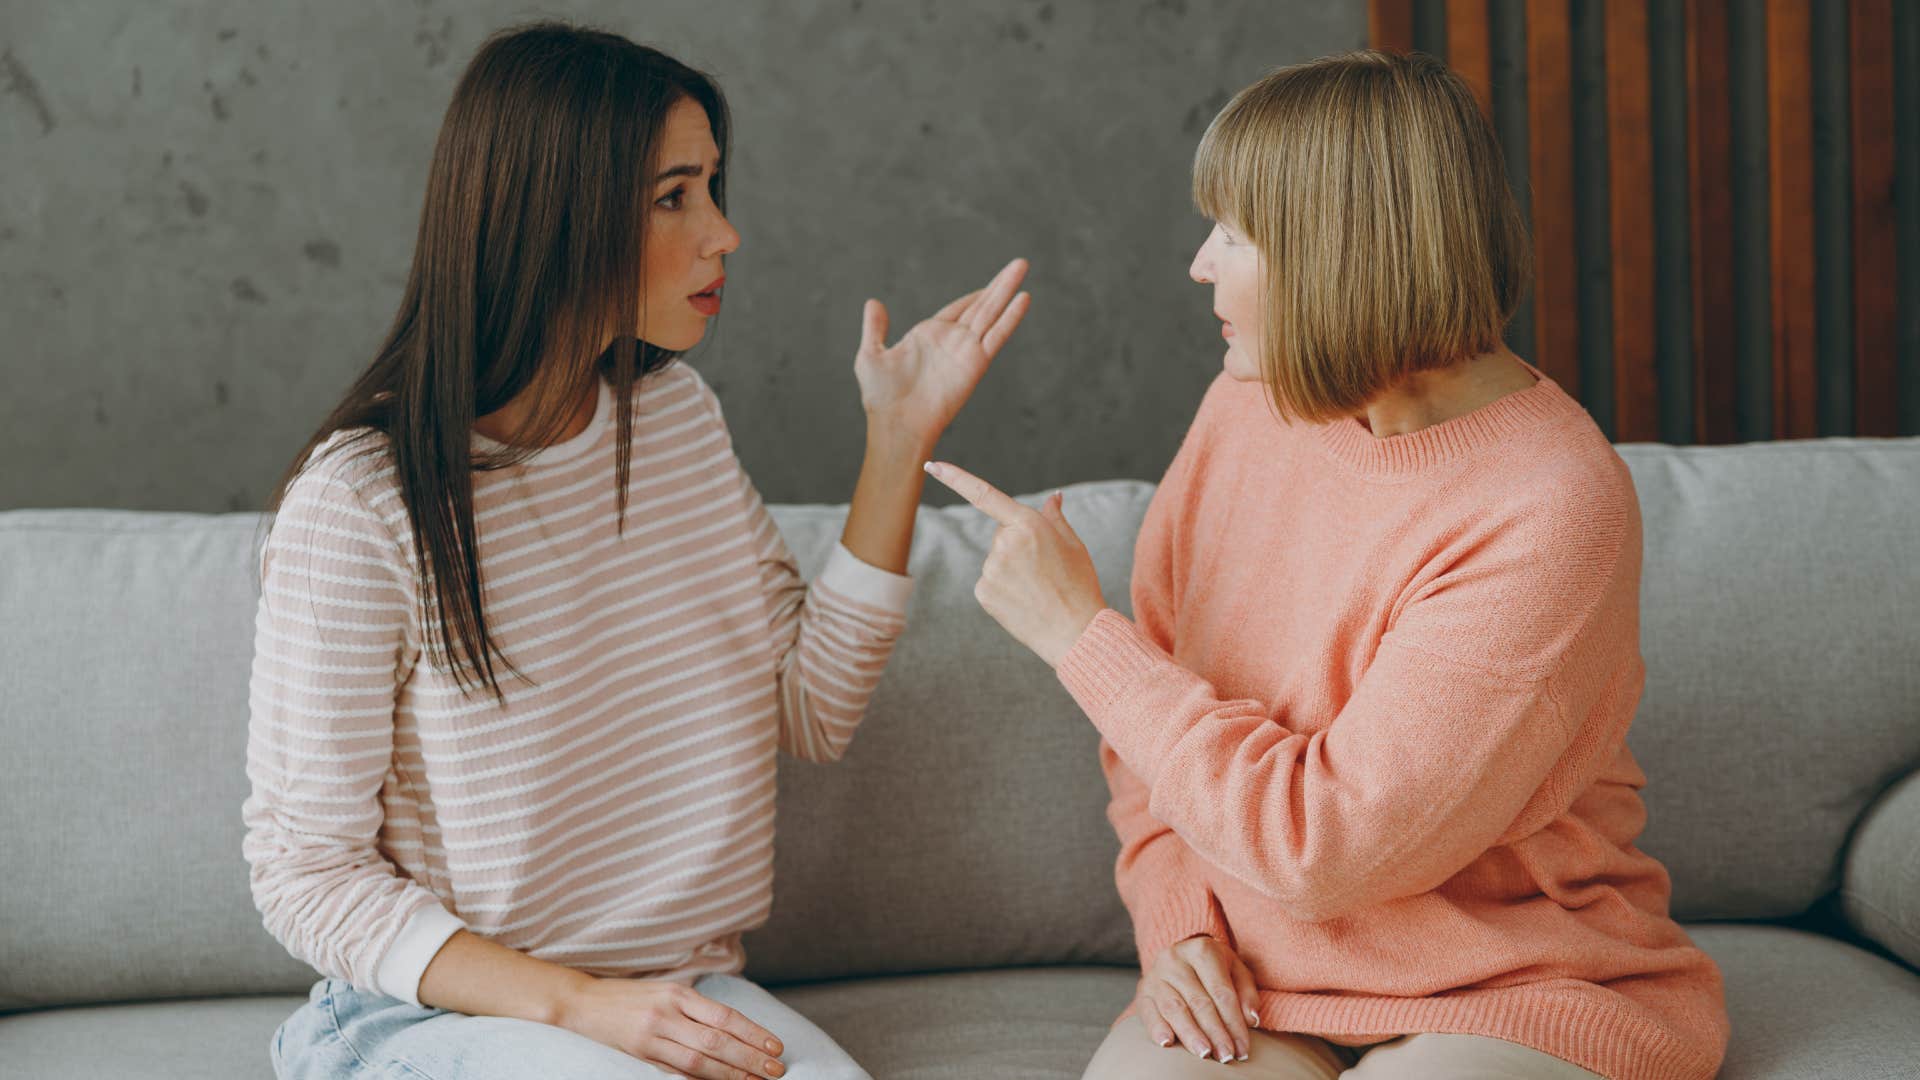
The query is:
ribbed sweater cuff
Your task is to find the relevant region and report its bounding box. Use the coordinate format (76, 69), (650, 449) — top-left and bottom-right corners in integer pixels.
(817, 541), (914, 615)
(374, 902), (465, 1007)
(1135, 885), (1233, 964)
(1055, 608), (1171, 714)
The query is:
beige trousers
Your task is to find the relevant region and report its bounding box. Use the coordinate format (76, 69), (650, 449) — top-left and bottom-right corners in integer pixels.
(1082, 1016), (1605, 1079)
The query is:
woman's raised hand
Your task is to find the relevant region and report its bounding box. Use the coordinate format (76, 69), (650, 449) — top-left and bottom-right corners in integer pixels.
(1137, 934), (1263, 1064)
(854, 258), (1030, 450)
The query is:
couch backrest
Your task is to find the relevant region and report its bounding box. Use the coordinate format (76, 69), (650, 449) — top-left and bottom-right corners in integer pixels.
(3, 437), (1917, 1009)
(1616, 439), (1920, 919)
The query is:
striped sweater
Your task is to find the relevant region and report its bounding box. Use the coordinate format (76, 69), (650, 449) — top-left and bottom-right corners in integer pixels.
(241, 362), (913, 1006)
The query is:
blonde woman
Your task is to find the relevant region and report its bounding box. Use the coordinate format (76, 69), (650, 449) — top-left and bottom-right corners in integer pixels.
(927, 50), (1729, 1080)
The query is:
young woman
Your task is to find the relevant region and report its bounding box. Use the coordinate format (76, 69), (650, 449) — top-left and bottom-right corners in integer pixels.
(927, 50), (1730, 1080)
(243, 22), (1028, 1080)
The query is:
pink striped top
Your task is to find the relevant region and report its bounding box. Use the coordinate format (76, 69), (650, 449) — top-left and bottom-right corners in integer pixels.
(241, 363), (913, 1006)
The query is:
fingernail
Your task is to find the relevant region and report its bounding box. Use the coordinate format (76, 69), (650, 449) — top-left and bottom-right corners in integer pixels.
(1194, 1043), (1211, 1059)
(1247, 1009), (1259, 1025)
(1158, 1036), (1173, 1048)
(765, 1038), (781, 1053)
(766, 1060), (785, 1077)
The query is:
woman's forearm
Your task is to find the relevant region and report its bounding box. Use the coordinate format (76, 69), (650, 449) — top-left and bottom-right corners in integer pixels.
(416, 929), (592, 1025)
(838, 423), (934, 574)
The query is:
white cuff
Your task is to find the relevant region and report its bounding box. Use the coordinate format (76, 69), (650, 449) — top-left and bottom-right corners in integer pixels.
(817, 541), (914, 613)
(375, 903), (466, 1007)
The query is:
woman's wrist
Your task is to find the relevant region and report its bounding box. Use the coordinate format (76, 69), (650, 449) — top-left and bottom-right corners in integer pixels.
(861, 414), (938, 464)
(546, 968), (600, 1030)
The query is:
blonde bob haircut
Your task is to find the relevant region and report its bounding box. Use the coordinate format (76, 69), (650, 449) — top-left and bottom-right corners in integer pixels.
(1193, 49), (1533, 425)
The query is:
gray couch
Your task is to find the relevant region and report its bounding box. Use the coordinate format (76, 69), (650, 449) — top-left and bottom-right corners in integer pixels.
(4, 436), (1919, 1079)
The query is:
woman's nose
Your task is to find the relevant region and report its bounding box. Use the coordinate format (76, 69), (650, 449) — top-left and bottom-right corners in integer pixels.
(709, 212), (741, 258)
(1189, 252), (1212, 285)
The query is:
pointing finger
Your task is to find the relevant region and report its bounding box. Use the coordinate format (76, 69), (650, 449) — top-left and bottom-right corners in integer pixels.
(923, 461), (1034, 528)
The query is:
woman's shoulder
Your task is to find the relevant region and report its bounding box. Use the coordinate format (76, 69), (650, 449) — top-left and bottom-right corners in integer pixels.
(1508, 408), (1641, 530)
(277, 428), (408, 543)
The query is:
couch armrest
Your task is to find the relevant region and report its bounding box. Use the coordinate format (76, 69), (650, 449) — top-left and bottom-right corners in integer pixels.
(1840, 770), (1920, 971)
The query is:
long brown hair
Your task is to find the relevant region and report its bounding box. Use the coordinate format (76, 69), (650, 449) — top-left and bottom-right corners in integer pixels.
(262, 21), (731, 704)
(1192, 49), (1531, 424)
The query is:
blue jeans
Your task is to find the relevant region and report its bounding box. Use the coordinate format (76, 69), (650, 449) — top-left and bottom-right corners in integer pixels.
(272, 975), (871, 1079)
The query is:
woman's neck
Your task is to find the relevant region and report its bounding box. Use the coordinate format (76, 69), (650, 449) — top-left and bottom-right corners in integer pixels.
(1357, 345), (1540, 438)
(473, 378), (598, 448)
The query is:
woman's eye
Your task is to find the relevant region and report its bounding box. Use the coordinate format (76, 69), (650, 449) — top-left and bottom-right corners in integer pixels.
(655, 188), (683, 210)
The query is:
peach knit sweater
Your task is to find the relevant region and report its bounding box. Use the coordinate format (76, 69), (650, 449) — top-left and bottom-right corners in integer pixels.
(1056, 361), (1729, 1080)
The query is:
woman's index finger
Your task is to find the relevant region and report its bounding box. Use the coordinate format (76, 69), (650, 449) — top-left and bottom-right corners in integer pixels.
(923, 461), (1029, 527)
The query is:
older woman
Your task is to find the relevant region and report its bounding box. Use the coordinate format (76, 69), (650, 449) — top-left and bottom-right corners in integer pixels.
(926, 49), (1729, 1080)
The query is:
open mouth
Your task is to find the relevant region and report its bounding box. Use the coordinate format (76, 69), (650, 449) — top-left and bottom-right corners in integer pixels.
(689, 275), (725, 316)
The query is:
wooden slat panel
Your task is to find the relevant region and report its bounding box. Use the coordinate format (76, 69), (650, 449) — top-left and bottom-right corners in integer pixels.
(1370, 0), (1417, 54)
(1606, 0), (1660, 441)
(1767, 0), (1819, 439)
(1526, 0), (1582, 395)
(1850, 0), (1899, 436)
(1687, 0), (1739, 444)
(1448, 0), (1495, 116)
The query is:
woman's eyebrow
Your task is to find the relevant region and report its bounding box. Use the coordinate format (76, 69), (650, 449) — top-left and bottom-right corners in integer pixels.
(651, 159), (723, 183)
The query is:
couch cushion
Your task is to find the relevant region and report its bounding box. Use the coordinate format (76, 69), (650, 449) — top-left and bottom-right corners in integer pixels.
(1685, 923), (1920, 1079)
(740, 482), (1151, 982)
(0, 994), (303, 1080)
(0, 969), (1138, 1080)
(6, 935), (1920, 1080)
(1618, 440), (1920, 920)
(0, 512), (320, 1011)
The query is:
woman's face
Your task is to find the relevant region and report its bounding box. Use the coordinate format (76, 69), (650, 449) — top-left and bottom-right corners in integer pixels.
(1189, 221), (1263, 382)
(640, 97), (741, 351)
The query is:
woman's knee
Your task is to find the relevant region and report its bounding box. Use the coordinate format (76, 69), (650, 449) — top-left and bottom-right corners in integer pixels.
(1082, 1015), (1347, 1080)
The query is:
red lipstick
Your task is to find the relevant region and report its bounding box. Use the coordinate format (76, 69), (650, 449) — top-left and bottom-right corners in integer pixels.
(689, 275), (725, 317)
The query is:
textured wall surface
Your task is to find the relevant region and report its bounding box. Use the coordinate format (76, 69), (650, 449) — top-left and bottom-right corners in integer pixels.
(0, 1), (1362, 512)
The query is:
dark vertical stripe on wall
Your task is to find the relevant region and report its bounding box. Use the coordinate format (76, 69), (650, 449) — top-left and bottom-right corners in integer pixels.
(1414, 0), (1450, 56)
(1573, 0), (1616, 434)
(1766, 0), (1818, 440)
(1491, 0), (1535, 361)
(1849, 0), (1899, 437)
(1897, 0), (1920, 436)
(1811, 0), (1853, 437)
(1649, 0), (1694, 443)
(1729, 0), (1773, 442)
(1526, 0), (1583, 397)
(1606, 0), (1660, 442)
(1687, 0), (1739, 444)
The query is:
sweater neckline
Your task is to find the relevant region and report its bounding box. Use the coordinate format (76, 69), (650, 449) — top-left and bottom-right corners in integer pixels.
(1309, 358), (1577, 477)
(471, 375), (612, 468)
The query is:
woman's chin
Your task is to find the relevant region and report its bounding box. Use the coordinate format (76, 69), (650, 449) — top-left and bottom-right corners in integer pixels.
(1222, 349), (1263, 382)
(637, 325), (708, 353)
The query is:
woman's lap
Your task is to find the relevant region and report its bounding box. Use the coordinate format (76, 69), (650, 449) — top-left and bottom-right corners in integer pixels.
(272, 974), (869, 1080)
(1080, 1014), (1603, 1080)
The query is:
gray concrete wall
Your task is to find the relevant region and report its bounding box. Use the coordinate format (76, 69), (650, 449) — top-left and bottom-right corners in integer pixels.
(17, 2), (1910, 513)
(0, 1), (1363, 512)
